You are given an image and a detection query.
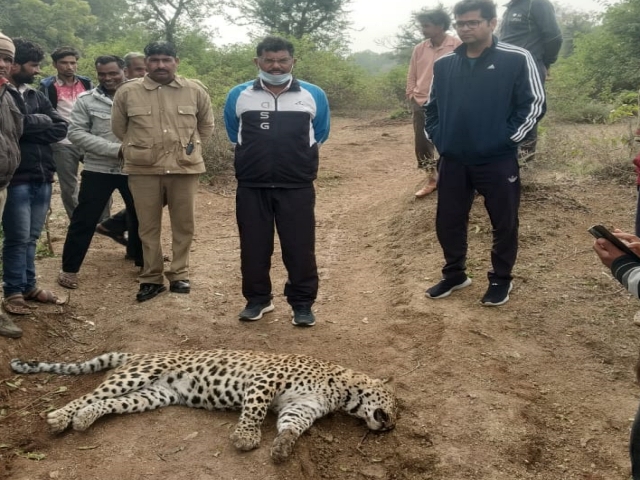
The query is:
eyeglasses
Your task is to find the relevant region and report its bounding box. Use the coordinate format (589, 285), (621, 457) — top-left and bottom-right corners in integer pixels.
(454, 20), (485, 29)
(259, 57), (293, 66)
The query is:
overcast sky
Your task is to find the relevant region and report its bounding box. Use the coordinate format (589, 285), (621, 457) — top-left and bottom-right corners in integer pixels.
(212, 0), (611, 53)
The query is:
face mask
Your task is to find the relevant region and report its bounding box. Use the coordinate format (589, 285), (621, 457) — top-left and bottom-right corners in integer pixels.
(258, 69), (292, 86)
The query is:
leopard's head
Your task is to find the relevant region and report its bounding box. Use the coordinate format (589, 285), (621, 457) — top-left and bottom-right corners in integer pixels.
(355, 378), (397, 431)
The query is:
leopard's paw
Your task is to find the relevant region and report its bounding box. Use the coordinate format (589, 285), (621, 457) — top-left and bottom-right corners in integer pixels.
(270, 429), (298, 463)
(47, 408), (73, 433)
(71, 406), (100, 431)
(230, 428), (261, 451)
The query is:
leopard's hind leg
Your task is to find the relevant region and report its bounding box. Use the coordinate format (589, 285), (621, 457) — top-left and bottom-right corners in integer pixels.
(47, 374), (166, 433)
(270, 401), (326, 463)
(71, 384), (181, 431)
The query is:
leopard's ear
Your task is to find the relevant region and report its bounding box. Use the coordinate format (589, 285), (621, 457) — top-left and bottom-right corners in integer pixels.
(379, 376), (394, 385)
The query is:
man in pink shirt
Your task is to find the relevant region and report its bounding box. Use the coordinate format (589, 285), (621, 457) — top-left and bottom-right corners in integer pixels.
(406, 9), (461, 198)
(39, 47), (93, 220)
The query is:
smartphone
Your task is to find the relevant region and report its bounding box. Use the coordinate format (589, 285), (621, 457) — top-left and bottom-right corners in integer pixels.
(588, 224), (640, 261)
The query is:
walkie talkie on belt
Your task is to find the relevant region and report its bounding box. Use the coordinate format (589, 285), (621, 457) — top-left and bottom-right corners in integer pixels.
(185, 131), (195, 155)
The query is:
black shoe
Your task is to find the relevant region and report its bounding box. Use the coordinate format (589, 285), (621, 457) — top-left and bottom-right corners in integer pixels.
(95, 224), (128, 247)
(125, 254), (144, 267)
(239, 301), (274, 321)
(136, 283), (166, 302)
(481, 282), (513, 307)
(170, 280), (190, 294)
(425, 276), (472, 299)
(292, 306), (316, 327)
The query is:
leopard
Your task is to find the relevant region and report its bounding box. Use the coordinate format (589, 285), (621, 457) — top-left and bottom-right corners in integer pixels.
(10, 349), (397, 462)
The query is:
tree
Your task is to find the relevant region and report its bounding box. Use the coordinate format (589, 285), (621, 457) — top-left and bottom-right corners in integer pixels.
(85, 0), (134, 42)
(552, 3), (599, 57)
(0, 0), (96, 51)
(225, 0), (353, 48)
(128, 0), (221, 43)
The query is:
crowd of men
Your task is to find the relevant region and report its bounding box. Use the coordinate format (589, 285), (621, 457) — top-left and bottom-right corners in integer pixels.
(0, 31), (329, 338)
(0, 0), (556, 331)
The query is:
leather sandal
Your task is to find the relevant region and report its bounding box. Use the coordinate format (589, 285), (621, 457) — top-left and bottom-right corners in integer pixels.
(24, 288), (65, 305)
(2, 294), (33, 315)
(57, 271), (79, 289)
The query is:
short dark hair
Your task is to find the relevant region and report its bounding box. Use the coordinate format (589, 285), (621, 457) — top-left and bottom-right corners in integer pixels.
(453, 0), (497, 20)
(144, 41), (177, 58)
(12, 37), (44, 65)
(416, 8), (452, 31)
(95, 55), (124, 69)
(123, 51), (144, 68)
(51, 46), (80, 63)
(256, 36), (294, 57)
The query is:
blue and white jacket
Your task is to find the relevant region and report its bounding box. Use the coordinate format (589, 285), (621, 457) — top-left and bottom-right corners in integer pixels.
(223, 78), (330, 188)
(425, 36), (545, 165)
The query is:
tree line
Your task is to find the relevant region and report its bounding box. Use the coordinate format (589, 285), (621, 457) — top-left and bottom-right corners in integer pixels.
(1, 0), (638, 123)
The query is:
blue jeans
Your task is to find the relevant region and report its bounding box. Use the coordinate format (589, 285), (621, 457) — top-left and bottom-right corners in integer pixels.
(2, 182), (52, 297)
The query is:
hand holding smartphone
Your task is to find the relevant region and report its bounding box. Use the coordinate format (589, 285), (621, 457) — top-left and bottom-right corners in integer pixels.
(588, 224), (640, 261)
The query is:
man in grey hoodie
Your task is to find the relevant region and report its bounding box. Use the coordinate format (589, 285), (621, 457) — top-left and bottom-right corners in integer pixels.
(57, 55), (142, 291)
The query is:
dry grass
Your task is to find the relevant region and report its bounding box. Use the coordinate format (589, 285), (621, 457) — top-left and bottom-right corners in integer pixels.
(532, 119), (637, 185)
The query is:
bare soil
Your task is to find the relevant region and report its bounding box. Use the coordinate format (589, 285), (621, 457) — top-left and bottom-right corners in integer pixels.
(1, 115), (639, 480)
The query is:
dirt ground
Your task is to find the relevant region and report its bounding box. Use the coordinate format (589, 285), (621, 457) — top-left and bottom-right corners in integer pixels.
(1, 115), (640, 480)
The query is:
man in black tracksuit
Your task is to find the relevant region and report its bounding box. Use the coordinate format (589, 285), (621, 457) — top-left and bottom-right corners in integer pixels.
(223, 36), (330, 327)
(424, 0), (545, 306)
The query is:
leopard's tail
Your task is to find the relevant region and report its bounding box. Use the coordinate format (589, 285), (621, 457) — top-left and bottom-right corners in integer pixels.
(10, 352), (131, 375)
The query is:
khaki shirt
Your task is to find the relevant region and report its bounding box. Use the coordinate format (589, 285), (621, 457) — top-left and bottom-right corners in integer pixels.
(111, 75), (215, 175)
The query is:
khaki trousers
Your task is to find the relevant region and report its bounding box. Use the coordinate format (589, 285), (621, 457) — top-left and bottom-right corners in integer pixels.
(128, 174), (199, 285)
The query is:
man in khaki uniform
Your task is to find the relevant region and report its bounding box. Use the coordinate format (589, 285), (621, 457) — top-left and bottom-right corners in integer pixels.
(111, 41), (214, 302)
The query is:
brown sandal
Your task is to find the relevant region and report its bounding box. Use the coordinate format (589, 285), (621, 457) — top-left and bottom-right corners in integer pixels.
(24, 288), (64, 305)
(2, 293), (33, 315)
(57, 271), (78, 289)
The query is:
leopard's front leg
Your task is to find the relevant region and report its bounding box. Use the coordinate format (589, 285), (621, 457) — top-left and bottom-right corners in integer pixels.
(271, 402), (326, 462)
(230, 382), (274, 452)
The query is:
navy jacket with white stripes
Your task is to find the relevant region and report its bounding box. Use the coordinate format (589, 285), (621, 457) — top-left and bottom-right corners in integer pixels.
(223, 78), (330, 188)
(425, 36), (545, 165)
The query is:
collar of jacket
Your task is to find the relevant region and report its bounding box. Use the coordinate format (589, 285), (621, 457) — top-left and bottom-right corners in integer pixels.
(454, 34), (498, 58)
(142, 75), (186, 90)
(91, 86), (115, 103)
(251, 77), (301, 92)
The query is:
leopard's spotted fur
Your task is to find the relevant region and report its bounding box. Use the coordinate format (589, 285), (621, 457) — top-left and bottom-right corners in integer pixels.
(10, 349), (397, 462)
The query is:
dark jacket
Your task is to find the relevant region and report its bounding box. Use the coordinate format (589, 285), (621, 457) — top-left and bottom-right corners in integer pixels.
(425, 37), (546, 165)
(498, 0), (563, 72)
(38, 75), (93, 110)
(223, 78), (330, 188)
(0, 82), (24, 190)
(11, 86), (68, 185)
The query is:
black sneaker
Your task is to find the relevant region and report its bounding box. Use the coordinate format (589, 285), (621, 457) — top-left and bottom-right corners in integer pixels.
(425, 276), (472, 299)
(292, 306), (316, 327)
(481, 282), (513, 307)
(239, 301), (274, 321)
